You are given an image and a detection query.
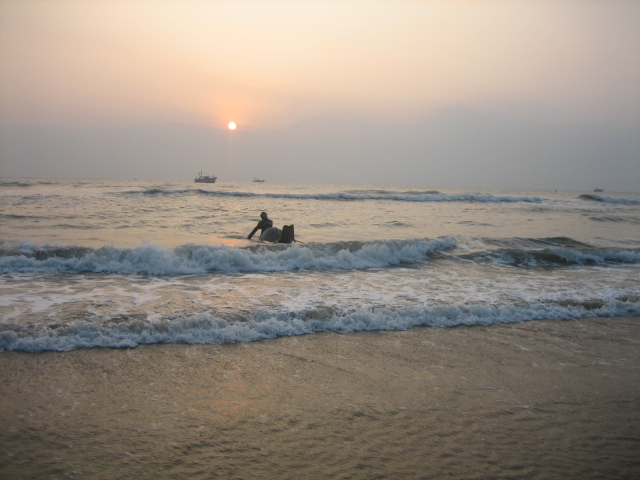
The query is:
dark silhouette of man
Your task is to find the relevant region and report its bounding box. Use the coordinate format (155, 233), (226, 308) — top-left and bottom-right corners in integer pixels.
(247, 212), (273, 239)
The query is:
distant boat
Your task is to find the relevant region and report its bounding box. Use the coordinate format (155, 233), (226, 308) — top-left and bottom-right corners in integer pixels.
(593, 188), (603, 192)
(253, 178), (265, 183)
(195, 171), (217, 183)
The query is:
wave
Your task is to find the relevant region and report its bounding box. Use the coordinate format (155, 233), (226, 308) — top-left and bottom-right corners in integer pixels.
(0, 214), (42, 220)
(0, 181), (33, 188)
(0, 180), (60, 188)
(453, 237), (640, 266)
(0, 238), (457, 275)
(2, 238), (638, 275)
(588, 215), (640, 225)
(120, 188), (543, 204)
(460, 247), (640, 267)
(579, 194), (640, 204)
(344, 188), (442, 195)
(1, 298), (638, 352)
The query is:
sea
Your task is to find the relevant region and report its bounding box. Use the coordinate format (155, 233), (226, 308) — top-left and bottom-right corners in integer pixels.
(1, 178), (639, 353)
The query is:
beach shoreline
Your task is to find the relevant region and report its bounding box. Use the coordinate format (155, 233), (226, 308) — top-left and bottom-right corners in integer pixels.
(2, 316), (639, 479)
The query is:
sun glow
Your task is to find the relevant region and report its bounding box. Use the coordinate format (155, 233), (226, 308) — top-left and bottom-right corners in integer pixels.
(228, 122), (237, 130)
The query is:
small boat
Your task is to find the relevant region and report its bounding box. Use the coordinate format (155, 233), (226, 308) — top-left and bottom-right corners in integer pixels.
(253, 178), (265, 183)
(593, 188), (603, 192)
(195, 171), (217, 183)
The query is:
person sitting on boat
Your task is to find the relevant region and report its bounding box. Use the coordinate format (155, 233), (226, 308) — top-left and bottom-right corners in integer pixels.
(247, 212), (273, 239)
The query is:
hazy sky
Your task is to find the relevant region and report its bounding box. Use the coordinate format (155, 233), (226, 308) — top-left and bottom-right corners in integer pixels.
(1, 0), (639, 190)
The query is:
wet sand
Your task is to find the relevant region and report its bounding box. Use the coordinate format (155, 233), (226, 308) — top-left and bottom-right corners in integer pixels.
(1, 317), (639, 479)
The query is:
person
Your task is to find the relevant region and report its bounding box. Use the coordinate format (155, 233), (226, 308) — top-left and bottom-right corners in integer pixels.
(247, 211), (273, 239)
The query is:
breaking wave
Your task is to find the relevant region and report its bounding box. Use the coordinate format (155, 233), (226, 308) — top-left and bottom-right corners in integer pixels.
(579, 194), (640, 204)
(1, 298), (638, 352)
(0, 238), (457, 275)
(1, 237), (638, 275)
(460, 247), (640, 267)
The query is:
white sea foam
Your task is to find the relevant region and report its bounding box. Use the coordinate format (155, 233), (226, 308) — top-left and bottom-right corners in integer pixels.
(472, 247), (640, 266)
(0, 238), (457, 275)
(579, 194), (640, 204)
(2, 238), (639, 275)
(1, 299), (638, 352)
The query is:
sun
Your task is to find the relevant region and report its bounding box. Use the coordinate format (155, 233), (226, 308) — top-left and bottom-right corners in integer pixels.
(228, 122), (237, 130)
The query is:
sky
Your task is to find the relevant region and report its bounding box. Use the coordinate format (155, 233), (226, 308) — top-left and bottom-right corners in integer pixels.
(1, 0), (639, 191)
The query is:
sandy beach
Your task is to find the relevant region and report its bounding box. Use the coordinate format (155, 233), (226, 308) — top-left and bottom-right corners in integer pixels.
(1, 316), (639, 480)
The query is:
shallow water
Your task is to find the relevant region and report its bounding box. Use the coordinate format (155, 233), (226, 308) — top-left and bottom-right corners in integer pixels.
(1, 178), (639, 351)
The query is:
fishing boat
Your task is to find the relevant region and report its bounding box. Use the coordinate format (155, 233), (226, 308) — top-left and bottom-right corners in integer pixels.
(195, 171), (217, 183)
(253, 178), (265, 183)
(593, 188), (603, 192)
